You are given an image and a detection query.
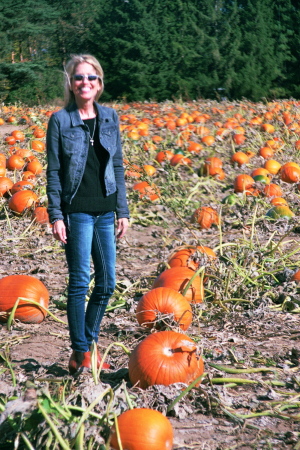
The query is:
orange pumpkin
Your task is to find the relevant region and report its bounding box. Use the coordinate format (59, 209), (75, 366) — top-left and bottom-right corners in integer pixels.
(233, 134), (246, 145)
(8, 190), (39, 214)
(11, 180), (34, 194)
(234, 174), (255, 193)
(270, 197), (288, 206)
(152, 267), (204, 303)
(11, 130), (25, 142)
(187, 141), (203, 153)
(261, 123), (275, 133)
(263, 183), (283, 198)
(136, 287), (192, 331)
(291, 270), (300, 283)
(133, 181), (160, 201)
(168, 246), (216, 271)
(128, 330), (204, 389)
(264, 159), (281, 175)
(26, 158), (43, 175)
(155, 150), (174, 164)
(231, 152), (249, 166)
(201, 135), (215, 146)
(33, 128), (45, 138)
(110, 408), (173, 450)
(280, 165), (300, 183)
(0, 275), (49, 323)
(31, 206), (50, 224)
(0, 153), (6, 166)
(31, 140), (45, 152)
(22, 171), (36, 183)
(0, 176), (13, 197)
(6, 154), (25, 170)
(191, 206), (220, 229)
(170, 154), (192, 166)
(203, 157), (223, 176)
(259, 146), (274, 159)
(251, 168), (270, 177)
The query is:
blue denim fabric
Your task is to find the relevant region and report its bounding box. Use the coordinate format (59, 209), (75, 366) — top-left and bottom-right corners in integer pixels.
(46, 102), (130, 223)
(64, 211), (116, 352)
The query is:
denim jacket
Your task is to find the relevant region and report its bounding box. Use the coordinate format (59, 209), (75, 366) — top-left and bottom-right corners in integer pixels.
(46, 102), (130, 222)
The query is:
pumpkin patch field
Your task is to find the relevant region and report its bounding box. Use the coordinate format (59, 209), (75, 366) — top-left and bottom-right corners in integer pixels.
(0, 100), (300, 449)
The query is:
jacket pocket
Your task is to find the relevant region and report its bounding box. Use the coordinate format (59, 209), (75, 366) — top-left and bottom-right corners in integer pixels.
(62, 131), (84, 155)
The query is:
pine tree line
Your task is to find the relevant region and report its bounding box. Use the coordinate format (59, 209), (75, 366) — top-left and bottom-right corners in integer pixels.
(0, 0), (299, 104)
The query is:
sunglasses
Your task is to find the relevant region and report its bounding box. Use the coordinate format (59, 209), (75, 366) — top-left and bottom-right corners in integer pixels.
(72, 74), (101, 82)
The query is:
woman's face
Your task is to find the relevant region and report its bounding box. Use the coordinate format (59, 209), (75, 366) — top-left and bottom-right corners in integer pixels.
(70, 62), (101, 105)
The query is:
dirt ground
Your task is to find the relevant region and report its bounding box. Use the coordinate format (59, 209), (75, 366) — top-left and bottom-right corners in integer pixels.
(0, 122), (300, 449)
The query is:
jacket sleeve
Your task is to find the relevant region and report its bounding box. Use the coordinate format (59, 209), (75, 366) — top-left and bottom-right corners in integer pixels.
(112, 109), (130, 219)
(46, 114), (64, 223)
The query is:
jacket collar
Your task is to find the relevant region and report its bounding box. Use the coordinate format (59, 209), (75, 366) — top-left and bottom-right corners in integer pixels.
(67, 102), (103, 127)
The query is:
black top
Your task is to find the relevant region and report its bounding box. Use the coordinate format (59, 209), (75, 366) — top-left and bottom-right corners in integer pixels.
(64, 117), (117, 214)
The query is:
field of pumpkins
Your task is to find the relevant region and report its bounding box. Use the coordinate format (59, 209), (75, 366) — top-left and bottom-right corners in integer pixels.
(0, 100), (300, 449)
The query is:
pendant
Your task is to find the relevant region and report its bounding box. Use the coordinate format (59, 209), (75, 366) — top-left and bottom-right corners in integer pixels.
(90, 138), (94, 146)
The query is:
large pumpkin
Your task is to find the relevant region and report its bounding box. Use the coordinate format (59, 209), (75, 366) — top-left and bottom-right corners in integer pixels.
(110, 408), (173, 450)
(136, 287), (192, 331)
(152, 267), (204, 303)
(128, 330), (204, 389)
(8, 190), (39, 213)
(0, 275), (49, 323)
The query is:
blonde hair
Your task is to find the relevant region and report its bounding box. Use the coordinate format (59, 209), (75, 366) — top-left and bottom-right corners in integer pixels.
(63, 54), (104, 106)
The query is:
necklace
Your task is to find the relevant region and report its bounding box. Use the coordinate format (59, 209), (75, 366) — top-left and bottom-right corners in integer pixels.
(89, 118), (96, 146)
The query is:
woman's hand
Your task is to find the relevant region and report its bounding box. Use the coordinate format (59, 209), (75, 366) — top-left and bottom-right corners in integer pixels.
(116, 218), (129, 239)
(52, 220), (67, 244)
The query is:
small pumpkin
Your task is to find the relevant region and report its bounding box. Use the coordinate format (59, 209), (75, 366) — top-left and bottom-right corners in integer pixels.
(251, 168), (270, 177)
(11, 180), (34, 194)
(32, 206), (50, 224)
(264, 159), (281, 175)
(0, 274), (49, 323)
(31, 140), (45, 152)
(133, 181), (160, 201)
(110, 408), (173, 450)
(233, 134), (246, 145)
(136, 287), (192, 331)
(201, 135), (215, 146)
(290, 270), (300, 283)
(231, 152), (249, 166)
(6, 154), (25, 170)
(191, 206), (220, 229)
(270, 197), (288, 206)
(11, 130), (25, 142)
(234, 174), (255, 193)
(26, 158), (43, 175)
(280, 165), (300, 183)
(155, 150), (173, 164)
(258, 146), (274, 159)
(263, 183), (283, 198)
(266, 206), (294, 220)
(128, 330), (204, 389)
(152, 267), (204, 303)
(0, 176), (13, 197)
(203, 157), (223, 176)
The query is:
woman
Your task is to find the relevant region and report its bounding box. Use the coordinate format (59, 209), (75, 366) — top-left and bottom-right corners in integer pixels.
(46, 54), (129, 374)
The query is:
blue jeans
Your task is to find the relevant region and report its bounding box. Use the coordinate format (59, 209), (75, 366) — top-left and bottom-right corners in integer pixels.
(64, 212), (116, 352)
